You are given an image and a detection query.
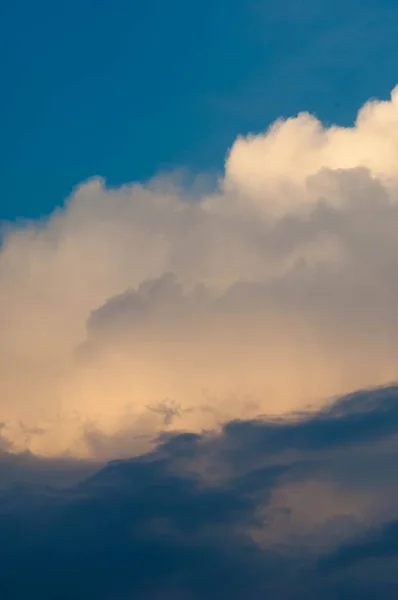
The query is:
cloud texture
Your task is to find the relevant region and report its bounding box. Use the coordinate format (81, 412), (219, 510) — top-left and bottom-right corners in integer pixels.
(2, 386), (398, 599)
(2, 87), (398, 457)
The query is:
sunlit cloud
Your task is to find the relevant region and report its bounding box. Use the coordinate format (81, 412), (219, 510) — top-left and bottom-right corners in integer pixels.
(2, 87), (398, 457)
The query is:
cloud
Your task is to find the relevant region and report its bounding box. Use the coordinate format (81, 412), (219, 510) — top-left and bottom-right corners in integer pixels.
(1, 386), (398, 598)
(2, 87), (398, 456)
(224, 85), (398, 209)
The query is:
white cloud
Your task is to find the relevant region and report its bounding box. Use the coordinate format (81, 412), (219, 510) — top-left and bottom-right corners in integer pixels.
(2, 87), (398, 458)
(224, 85), (398, 212)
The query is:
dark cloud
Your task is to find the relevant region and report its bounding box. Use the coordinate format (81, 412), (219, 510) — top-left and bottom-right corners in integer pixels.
(1, 385), (398, 598)
(0, 450), (100, 491)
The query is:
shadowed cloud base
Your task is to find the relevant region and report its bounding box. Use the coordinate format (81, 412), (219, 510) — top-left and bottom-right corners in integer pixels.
(1, 385), (398, 598)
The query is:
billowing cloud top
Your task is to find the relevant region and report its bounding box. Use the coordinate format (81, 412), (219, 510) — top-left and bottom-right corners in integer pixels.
(2, 87), (398, 457)
(225, 85), (398, 208)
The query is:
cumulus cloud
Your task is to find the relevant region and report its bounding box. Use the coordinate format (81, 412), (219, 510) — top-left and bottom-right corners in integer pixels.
(225, 85), (398, 208)
(2, 87), (398, 456)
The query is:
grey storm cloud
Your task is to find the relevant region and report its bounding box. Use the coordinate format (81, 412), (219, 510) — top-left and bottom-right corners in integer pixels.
(1, 385), (398, 598)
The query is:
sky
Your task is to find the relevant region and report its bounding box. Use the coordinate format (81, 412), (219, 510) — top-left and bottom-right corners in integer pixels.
(2, 0), (398, 220)
(2, 0), (398, 598)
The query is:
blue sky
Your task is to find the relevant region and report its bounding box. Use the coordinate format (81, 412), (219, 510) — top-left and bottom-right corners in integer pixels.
(2, 0), (398, 220)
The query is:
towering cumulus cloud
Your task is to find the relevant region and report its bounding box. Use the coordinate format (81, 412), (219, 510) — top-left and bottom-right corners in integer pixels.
(2, 87), (398, 458)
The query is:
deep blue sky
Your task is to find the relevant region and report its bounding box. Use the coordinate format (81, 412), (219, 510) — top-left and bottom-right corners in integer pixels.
(2, 0), (398, 220)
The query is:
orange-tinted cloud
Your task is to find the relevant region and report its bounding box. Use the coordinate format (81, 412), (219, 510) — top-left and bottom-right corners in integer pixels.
(2, 87), (398, 457)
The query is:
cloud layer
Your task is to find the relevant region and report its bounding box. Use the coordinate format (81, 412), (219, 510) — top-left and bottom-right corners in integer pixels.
(2, 87), (398, 457)
(2, 385), (398, 599)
